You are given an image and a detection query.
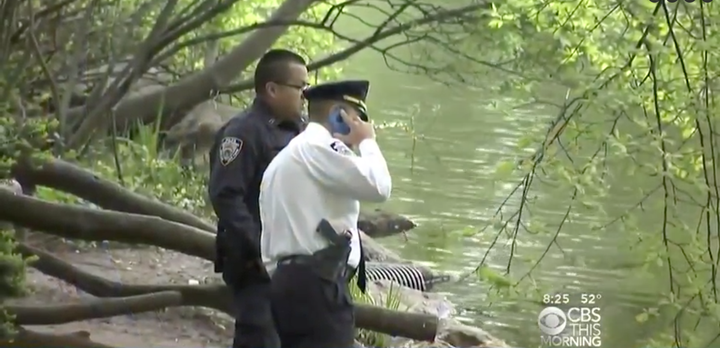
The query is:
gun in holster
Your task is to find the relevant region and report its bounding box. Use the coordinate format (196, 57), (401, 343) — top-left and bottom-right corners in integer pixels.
(284, 219), (351, 282)
(319, 220), (366, 293)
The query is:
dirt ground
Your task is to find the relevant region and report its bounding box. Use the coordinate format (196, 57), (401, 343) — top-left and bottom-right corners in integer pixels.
(11, 236), (234, 347)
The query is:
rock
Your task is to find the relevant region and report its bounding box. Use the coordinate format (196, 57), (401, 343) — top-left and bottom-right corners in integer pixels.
(0, 179), (22, 195)
(365, 280), (455, 318)
(358, 209), (416, 238)
(436, 320), (511, 347)
(365, 280), (509, 348)
(164, 100), (239, 164)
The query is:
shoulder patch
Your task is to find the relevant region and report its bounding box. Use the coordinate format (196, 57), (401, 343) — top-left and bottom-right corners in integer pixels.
(220, 137), (243, 166)
(330, 140), (353, 155)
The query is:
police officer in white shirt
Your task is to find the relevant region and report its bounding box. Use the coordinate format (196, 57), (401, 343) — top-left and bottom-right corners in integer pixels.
(259, 80), (391, 348)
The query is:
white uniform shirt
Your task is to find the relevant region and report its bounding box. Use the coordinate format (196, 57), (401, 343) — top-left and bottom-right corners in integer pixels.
(260, 122), (392, 275)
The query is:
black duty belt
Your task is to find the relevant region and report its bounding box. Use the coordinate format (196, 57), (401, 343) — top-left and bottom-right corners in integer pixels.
(273, 219), (367, 292)
(278, 254), (351, 281)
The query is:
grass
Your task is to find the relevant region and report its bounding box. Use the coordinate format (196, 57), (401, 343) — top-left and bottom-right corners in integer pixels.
(350, 277), (405, 347)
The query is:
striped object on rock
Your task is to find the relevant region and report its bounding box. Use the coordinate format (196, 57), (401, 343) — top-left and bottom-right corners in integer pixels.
(365, 262), (451, 292)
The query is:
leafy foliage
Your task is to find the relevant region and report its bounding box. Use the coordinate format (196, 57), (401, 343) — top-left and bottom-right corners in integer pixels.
(425, 1), (720, 346)
(0, 114), (54, 340)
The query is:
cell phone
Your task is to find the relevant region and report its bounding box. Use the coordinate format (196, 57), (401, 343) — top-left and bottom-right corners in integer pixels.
(328, 107), (351, 135)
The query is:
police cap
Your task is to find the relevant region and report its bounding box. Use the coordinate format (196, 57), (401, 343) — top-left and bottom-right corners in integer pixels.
(303, 80), (370, 121)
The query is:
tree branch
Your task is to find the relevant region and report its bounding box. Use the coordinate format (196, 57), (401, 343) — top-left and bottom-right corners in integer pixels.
(0, 189), (216, 260)
(12, 158), (215, 232)
(17, 243), (438, 341)
(0, 182), (411, 266)
(9, 291), (183, 325)
(67, 0), (180, 149)
(151, 19), (329, 66)
(12, 158), (415, 240)
(222, 2), (490, 93)
(62, 0), (318, 136)
(17, 243), (231, 310)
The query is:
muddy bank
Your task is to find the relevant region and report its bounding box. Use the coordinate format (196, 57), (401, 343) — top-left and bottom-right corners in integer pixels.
(12, 245), (230, 347)
(10, 241), (507, 348)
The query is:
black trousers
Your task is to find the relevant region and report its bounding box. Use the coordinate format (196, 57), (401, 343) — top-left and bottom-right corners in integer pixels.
(270, 262), (355, 348)
(229, 278), (280, 348)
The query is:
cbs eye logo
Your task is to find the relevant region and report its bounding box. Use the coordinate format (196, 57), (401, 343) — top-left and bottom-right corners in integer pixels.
(538, 307), (567, 335)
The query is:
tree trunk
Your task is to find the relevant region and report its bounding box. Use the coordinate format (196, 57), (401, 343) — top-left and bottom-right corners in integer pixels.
(17, 243), (438, 341)
(9, 291), (183, 325)
(12, 158), (414, 239)
(64, 0), (319, 141)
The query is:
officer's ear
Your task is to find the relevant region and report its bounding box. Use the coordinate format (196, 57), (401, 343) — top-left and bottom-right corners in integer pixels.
(265, 82), (279, 98)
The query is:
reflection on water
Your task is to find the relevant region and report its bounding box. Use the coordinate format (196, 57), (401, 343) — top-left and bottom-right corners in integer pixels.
(330, 30), (713, 343)
(335, 69), (658, 345)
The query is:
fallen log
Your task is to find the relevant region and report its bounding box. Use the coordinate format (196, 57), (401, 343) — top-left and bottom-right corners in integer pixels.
(12, 159), (212, 232)
(0, 328), (117, 348)
(18, 243), (439, 341)
(0, 189), (216, 258)
(0, 189), (412, 267)
(0, 186), (454, 294)
(12, 158), (415, 238)
(9, 291), (182, 325)
(0, 189), (452, 290)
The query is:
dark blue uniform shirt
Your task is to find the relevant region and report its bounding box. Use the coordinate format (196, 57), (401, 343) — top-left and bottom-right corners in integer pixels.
(208, 98), (303, 283)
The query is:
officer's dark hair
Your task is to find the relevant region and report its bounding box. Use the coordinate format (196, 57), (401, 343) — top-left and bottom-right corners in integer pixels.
(254, 49), (307, 94)
(307, 100), (329, 122)
(307, 99), (351, 122)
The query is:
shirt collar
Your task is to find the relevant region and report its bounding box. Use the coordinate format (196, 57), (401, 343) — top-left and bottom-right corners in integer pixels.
(304, 122), (332, 138)
(252, 97), (281, 125)
(252, 98), (304, 131)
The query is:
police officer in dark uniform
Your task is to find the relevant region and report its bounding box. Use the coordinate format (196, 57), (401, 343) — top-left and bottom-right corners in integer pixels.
(208, 49), (309, 348)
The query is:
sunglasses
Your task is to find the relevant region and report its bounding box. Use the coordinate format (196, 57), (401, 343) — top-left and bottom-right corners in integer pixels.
(274, 81), (309, 91)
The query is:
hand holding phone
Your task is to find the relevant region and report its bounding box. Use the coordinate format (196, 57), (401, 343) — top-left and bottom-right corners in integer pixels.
(328, 107), (351, 135)
(331, 108), (375, 147)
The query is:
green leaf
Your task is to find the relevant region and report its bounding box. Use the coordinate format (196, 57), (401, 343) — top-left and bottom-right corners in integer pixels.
(635, 312), (649, 323)
(455, 226), (477, 237)
(493, 160), (516, 179)
(477, 266), (512, 288)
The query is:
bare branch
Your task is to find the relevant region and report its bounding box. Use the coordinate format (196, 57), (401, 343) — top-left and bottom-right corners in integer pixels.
(16, 243), (439, 341)
(68, 0), (180, 149)
(222, 2), (490, 93)
(13, 158), (214, 231)
(10, 291), (183, 325)
(0, 188), (217, 260)
(62, 0), (317, 136)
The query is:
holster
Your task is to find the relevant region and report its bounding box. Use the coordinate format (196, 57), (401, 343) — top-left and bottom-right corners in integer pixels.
(311, 244), (351, 281)
(277, 219), (351, 282)
(313, 219), (351, 281)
